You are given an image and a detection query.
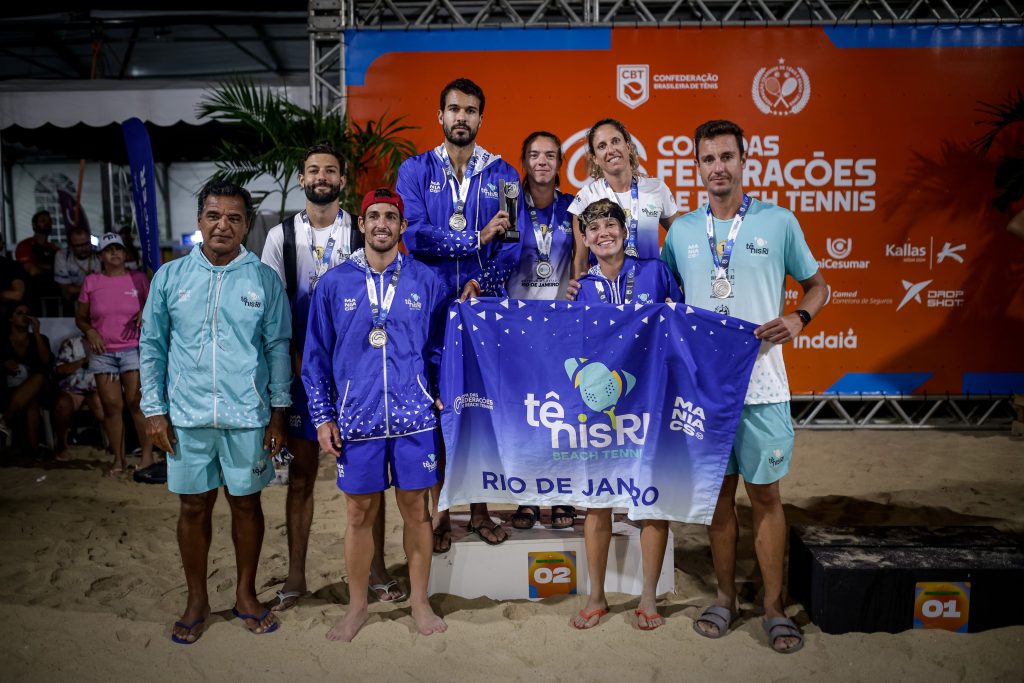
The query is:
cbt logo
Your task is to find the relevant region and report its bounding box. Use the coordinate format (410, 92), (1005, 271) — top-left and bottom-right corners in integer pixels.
(616, 64), (649, 109)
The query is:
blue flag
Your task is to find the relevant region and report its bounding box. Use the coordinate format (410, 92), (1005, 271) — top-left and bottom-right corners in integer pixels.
(121, 117), (161, 272)
(439, 299), (760, 524)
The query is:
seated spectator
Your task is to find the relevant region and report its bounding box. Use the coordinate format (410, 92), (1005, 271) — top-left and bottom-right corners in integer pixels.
(77, 233), (153, 477)
(53, 334), (104, 461)
(54, 227), (100, 304)
(0, 303), (52, 454)
(16, 211), (60, 302)
(0, 233), (27, 319)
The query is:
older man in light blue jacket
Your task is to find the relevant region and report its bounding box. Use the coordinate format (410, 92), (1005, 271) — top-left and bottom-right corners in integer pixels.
(140, 180), (291, 645)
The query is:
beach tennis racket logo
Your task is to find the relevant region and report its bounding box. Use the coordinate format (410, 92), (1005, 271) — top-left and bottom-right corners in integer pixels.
(616, 64), (650, 110)
(752, 59), (811, 116)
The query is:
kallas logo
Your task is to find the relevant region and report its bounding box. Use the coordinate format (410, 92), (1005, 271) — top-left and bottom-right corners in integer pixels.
(616, 64), (650, 110)
(752, 59), (811, 116)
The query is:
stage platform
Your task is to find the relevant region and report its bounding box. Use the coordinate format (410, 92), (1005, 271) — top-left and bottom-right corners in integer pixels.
(428, 510), (674, 600)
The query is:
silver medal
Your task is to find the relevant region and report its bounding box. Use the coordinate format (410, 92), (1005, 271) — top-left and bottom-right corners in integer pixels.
(368, 328), (388, 348)
(712, 277), (732, 299)
(449, 212), (467, 231)
(535, 260), (553, 279)
(625, 247), (639, 258)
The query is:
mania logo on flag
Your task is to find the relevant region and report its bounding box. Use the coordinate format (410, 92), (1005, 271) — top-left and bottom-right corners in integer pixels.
(617, 64), (650, 109)
(439, 299), (759, 523)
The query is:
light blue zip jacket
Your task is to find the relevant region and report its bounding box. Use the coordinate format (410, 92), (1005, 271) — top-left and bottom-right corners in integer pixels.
(139, 246), (292, 429)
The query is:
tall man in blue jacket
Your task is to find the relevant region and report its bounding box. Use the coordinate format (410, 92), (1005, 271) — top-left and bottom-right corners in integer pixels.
(303, 188), (448, 642)
(396, 77), (519, 551)
(140, 180), (292, 645)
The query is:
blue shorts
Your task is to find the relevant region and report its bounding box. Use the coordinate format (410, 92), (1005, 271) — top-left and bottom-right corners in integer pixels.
(337, 429), (440, 495)
(287, 376), (317, 442)
(89, 348), (140, 375)
(725, 402), (794, 485)
(168, 426), (273, 496)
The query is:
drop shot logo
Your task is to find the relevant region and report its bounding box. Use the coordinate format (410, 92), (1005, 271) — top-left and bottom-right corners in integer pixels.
(523, 358), (650, 449)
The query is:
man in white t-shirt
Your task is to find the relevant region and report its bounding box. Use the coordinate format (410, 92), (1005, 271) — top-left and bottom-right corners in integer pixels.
(54, 227), (101, 304)
(662, 119), (828, 654)
(261, 145), (403, 610)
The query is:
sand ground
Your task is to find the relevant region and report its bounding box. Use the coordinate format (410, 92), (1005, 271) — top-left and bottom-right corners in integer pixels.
(1, 430), (1022, 682)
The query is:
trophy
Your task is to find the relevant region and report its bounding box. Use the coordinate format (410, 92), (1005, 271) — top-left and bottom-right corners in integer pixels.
(498, 179), (520, 243)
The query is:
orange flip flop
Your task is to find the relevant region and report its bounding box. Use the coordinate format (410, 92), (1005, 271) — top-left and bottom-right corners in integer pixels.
(572, 607), (609, 630)
(634, 609), (663, 631)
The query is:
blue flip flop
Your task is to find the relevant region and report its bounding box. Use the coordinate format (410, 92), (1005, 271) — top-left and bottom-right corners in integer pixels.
(170, 616), (206, 645)
(231, 607), (280, 634)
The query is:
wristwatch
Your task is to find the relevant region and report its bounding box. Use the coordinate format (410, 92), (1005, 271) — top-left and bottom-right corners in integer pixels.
(795, 309), (812, 327)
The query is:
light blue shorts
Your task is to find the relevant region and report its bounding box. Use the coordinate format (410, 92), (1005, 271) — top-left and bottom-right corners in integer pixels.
(338, 429), (441, 495)
(168, 426), (273, 496)
(725, 402), (794, 485)
(89, 348), (140, 375)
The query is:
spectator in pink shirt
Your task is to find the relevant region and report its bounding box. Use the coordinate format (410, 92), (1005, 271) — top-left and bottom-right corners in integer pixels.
(76, 233), (153, 477)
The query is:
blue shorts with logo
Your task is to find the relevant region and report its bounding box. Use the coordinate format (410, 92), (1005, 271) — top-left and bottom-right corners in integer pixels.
(287, 376), (318, 442)
(337, 429), (441, 494)
(167, 426), (273, 496)
(725, 402), (794, 485)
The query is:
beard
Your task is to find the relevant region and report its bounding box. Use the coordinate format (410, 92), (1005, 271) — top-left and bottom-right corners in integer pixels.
(443, 122), (478, 148)
(303, 181), (341, 206)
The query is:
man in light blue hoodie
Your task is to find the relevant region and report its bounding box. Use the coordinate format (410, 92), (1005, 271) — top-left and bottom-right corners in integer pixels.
(140, 180), (292, 645)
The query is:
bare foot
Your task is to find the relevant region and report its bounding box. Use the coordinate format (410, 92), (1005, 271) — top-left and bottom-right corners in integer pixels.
(55, 448), (74, 462)
(410, 600), (447, 636)
(325, 604), (369, 642)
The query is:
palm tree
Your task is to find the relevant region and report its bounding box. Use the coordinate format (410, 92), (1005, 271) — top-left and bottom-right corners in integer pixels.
(973, 89), (1024, 239)
(197, 79), (417, 221)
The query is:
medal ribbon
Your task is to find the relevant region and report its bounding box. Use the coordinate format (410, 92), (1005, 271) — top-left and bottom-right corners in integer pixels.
(595, 262), (637, 304)
(525, 191), (555, 262)
(299, 209), (347, 284)
(705, 194), (751, 280)
(439, 145), (487, 218)
(364, 255), (403, 332)
(604, 177), (640, 254)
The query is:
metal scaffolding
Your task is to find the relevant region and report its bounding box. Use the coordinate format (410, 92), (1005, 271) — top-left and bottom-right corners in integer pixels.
(791, 394), (1019, 430)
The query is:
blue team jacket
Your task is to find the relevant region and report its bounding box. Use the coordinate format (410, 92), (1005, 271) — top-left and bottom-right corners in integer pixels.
(301, 250), (447, 440)
(139, 246), (292, 428)
(575, 256), (678, 305)
(397, 146), (519, 301)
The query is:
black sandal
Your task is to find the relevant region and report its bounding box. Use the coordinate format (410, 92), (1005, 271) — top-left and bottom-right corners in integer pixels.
(511, 505), (540, 529)
(550, 505), (577, 529)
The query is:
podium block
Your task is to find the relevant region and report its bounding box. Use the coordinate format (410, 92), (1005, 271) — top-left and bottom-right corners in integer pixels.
(788, 526), (1024, 634)
(429, 511), (674, 600)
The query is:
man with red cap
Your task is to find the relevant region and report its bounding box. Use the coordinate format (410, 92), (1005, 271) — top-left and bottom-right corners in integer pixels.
(302, 188), (448, 642)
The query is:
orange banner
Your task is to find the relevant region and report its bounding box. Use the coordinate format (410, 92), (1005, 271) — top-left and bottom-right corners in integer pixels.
(348, 26), (1024, 394)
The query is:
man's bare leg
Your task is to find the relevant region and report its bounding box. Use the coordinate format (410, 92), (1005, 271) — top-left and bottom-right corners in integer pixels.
(172, 490), (217, 643)
(395, 487), (446, 635)
(272, 437), (317, 610)
(637, 519), (668, 629)
(430, 447), (451, 553)
(225, 489), (277, 633)
(326, 491), (380, 642)
(369, 494), (403, 601)
(697, 474), (740, 636)
(571, 508), (611, 629)
(745, 480), (799, 651)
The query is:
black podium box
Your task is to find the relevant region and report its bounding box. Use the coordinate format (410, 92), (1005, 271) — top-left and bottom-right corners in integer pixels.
(788, 526), (1024, 634)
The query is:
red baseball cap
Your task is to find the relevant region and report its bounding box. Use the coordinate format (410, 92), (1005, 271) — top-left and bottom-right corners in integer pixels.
(361, 188), (404, 217)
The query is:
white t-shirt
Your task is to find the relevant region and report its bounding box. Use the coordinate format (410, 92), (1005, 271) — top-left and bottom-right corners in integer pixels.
(261, 210), (355, 299)
(54, 249), (101, 286)
(569, 176), (677, 259)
